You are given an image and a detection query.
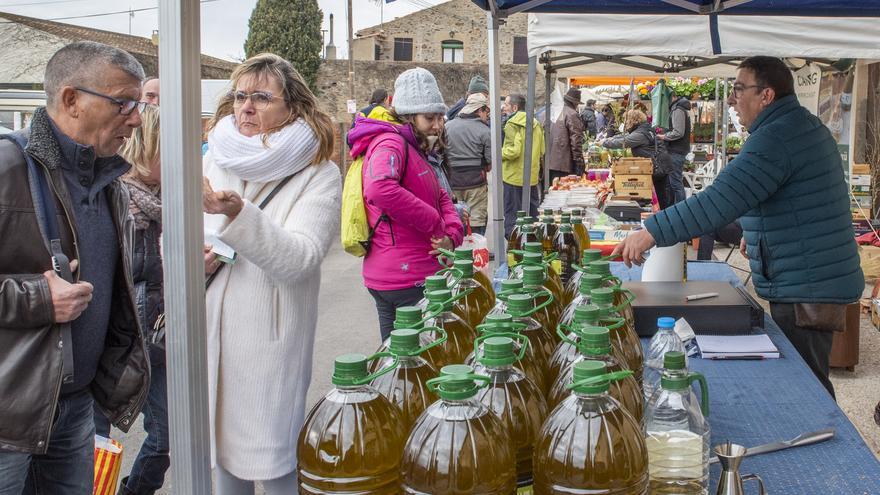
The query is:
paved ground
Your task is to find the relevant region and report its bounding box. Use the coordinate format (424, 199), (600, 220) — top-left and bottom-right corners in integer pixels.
(111, 241), (879, 493)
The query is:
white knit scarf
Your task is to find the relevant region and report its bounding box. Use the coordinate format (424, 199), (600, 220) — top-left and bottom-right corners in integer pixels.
(207, 115), (319, 182)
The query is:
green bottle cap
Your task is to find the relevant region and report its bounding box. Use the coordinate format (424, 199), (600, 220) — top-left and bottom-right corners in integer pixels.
(587, 260), (612, 276)
(560, 213), (571, 224)
(454, 247), (474, 260)
(578, 326), (611, 356)
(524, 242), (543, 254)
(573, 305), (600, 324)
(484, 313), (514, 324)
(515, 217), (527, 227)
(522, 265), (546, 286)
(424, 275), (449, 293)
(426, 289), (453, 311)
(543, 208), (554, 216)
(389, 329), (422, 356)
(507, 293), (534, 315)
(664, 351), (686, 370)
(453, 259), (474, 277)
(394, 306), (423, 329)
(332, 353), (370, 386)
(559, 223), (573, 233)
(572, 208), (584, 216)
(579, 274), (604, 294)
(478, 336), (517, 367)
(427, 364), (487, 400)
(571, 360), (610, 394)
(571, 216), (583, 225)
(522, 252), (544, 266)
(516, 210), (527, 218)
(590, 288), (614, 306)
(501, 279), (523, 291)
(581, 249), (603, 264)
(521, 223), (535, 233)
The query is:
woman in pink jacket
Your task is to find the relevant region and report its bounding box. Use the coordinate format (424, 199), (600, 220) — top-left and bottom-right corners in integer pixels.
(349, 67), (464, 340)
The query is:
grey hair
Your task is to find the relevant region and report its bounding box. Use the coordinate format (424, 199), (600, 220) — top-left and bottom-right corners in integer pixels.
(44, 41), (145, 107)
(508, 93), (526, 111)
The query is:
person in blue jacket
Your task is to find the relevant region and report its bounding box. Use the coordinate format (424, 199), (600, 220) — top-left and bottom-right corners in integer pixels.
(613, 56), (864, 398)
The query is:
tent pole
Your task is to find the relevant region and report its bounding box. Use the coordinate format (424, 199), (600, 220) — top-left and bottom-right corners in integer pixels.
(543, 68), (553, 192)
(721, 79), (730, 170)
(158, 0), (212, 492)
(713, 77), (720, 176)
(522, 55), (538, 216)
(487, 11), (505, 271)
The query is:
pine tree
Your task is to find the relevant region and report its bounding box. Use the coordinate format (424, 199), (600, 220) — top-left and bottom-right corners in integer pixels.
(244, 0), (323, 91)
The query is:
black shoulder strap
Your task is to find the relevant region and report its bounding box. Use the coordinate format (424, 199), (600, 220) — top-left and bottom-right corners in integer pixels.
(3, 134), (76, 384)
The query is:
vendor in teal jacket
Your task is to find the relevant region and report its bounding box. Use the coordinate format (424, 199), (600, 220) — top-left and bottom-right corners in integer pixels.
(613, 56), (863, 398)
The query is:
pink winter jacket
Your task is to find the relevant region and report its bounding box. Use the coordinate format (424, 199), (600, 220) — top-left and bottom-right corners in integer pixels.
(349, 116), (463, 290)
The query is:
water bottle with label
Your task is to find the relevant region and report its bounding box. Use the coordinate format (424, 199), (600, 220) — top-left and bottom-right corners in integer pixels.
(644, 317), (685, 401)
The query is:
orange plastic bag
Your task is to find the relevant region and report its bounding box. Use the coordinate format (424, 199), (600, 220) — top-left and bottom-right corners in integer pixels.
(93, 435), (123, 495)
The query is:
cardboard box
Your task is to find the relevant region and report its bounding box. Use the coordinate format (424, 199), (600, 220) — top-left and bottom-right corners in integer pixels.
(851, 174), (871, 186)
(852, 195), (873, 208)
(852, 185), (872, 194)
(614, 174), (653, 199)
(612, 158), (653, 175)
(852, 163), (871, 175)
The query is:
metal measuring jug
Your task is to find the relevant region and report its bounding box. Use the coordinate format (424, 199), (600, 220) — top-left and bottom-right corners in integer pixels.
(714, 442), (767, 495)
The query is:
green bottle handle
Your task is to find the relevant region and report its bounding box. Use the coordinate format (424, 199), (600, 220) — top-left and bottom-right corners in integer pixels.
(510, 290), (555, 318)
(436, 248), (457, 268)
(359, 352), (400, 385)
(612, 287), (636, 314)
(412, 326), (448, 356)
(496, 287), (526, 302)
(421, 287), (474, 325)
(557, 322), (578, 346)
(566, 370), (634, 390)
(473, 332), (529, 363)
(688, 371), (710, 417)
(426, 372), (491, 394)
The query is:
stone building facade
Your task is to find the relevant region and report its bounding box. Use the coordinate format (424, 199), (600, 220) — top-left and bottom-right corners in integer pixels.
(352, 0), (529, 66)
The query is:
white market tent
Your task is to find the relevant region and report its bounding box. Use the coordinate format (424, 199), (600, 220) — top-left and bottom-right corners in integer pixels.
(469, 0), (880, 264)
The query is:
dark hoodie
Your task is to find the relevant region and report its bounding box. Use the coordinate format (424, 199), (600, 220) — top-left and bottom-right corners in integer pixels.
(664, 97), (692, 155)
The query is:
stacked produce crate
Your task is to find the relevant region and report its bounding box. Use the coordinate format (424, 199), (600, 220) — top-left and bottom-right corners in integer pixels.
(611, 158), (653, 202)
(851, 163), (874, 235)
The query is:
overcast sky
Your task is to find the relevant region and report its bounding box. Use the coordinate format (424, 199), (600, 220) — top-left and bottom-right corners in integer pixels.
(0, 0), (434, 61)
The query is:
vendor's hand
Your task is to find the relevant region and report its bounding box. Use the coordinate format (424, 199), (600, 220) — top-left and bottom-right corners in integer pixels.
(204, 244), (221, 275)
(611, 228), (657, 267)
(430, 236), (453, 255)
(740, 237), (748, 259)
(203, 177), (243, 219)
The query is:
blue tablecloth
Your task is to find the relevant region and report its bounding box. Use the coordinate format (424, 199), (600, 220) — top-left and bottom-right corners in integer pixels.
(613, 261), (880, 494)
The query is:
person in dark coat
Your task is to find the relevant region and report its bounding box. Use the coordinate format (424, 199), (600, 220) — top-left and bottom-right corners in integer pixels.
(614, 57), (864, 397)
(601, 108), (672, 208)
(547, 87), (585, 181)
(657, 95), (692, 204)
(580, 99), (598, 137)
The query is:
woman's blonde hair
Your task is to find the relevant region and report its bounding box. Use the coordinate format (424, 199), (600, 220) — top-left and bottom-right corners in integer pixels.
(121, 104), (160, 180)
(207, 53), (334, 164)
(624, 108), (648, 131)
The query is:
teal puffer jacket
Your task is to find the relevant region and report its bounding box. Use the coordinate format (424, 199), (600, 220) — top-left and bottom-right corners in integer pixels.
(644, 95), (863, 303)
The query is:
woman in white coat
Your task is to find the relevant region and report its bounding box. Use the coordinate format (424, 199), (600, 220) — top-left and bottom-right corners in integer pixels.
(201, 53), (341, 494)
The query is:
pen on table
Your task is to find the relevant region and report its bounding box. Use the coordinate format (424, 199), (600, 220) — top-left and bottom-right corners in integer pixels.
(685, 292), (719, 302)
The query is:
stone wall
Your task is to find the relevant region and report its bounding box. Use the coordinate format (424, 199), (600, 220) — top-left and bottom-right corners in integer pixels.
(354, 0), (528, 65)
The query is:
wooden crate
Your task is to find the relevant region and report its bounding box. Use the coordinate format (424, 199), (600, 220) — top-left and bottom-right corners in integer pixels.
(612, 158), (653, 175)
(614, 174), (653, 199)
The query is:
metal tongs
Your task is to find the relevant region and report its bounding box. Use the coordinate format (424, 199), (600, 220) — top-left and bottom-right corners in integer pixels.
(708, 429), (835, 464)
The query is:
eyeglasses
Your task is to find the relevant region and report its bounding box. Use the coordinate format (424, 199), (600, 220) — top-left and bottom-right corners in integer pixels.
(732, 84), (766, 99)
(230, 91), (281, 110)
(74, 87), (147, 115)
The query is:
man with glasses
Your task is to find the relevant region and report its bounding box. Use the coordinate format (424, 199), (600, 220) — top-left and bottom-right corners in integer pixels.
(613, 56), (863, 398)
(0, 41), (150, 493)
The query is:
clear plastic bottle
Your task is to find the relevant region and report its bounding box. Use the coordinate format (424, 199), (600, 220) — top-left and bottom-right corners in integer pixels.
(533, 361), (649, 494)
(422, 289), (478, 367)
(448, 259), (494, 330)
(513, 243), (566, 305)
(440, 247), (496, 307)
(520, 264), (563, 334)
(297, 353), (406, 494)
(559, 273), (604, 328)
(465, 313), (548, 394)
(645, 352), (710, 495)
(547, 325), (643, 424)
(487, 279), (525, 318)
(592, 287), (644, 391)
(371, 329), (444, 432)
(588, 260), (636, 330)
(506, 293), (557, 378)
(644, 317), (686, 402)
(473, 336), (549, 491)
(401, 365), (517, 494)
(565, 248), (603, 305)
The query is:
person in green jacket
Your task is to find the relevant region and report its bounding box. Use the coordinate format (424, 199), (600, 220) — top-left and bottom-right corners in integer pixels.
(501, 93), (545, 237)
(613, 56), (863, 397)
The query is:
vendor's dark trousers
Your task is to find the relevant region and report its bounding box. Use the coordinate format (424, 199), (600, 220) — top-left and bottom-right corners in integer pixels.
(0, 389), (95, 495)
(653, 175), (671, 210)
(503, 181), (540, 238)
(95, 344), (170, 495)
(697, 221), (743, 260)
(770, 303), (836, 399)
(369, 286), (425, 341)
(668, 153), (687, 204)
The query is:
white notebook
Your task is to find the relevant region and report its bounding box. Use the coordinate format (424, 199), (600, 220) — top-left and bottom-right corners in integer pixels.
(696, 334), (780, 359)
